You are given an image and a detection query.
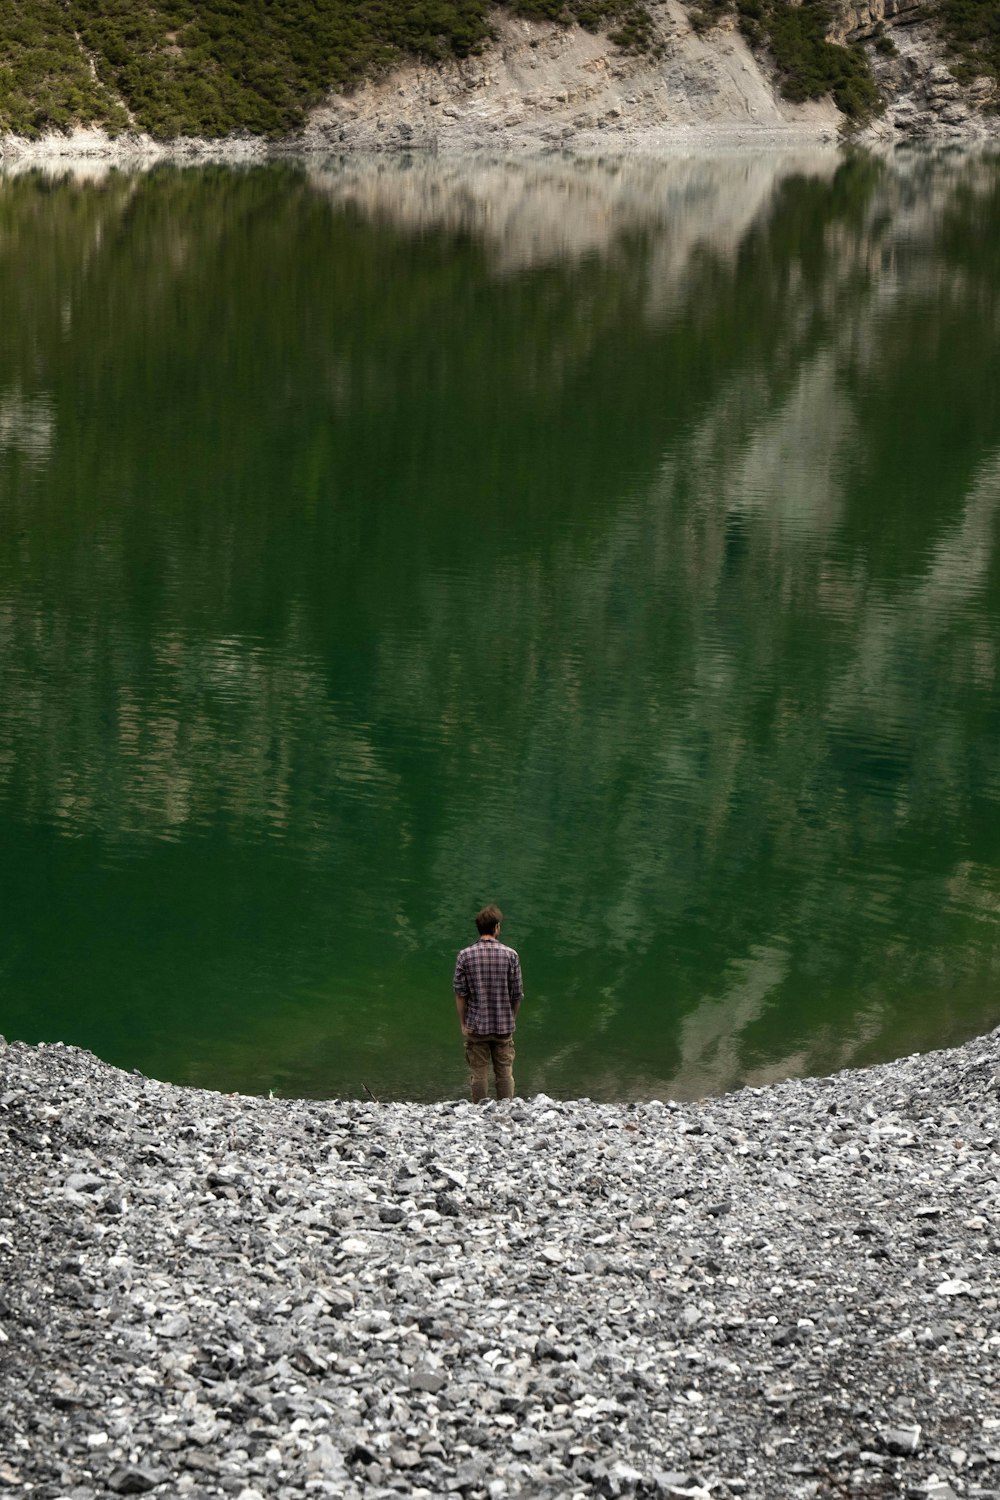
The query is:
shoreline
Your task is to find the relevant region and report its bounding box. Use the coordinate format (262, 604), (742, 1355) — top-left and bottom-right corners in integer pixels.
(0, 122), (846, 172)
(1, 123), (995, 180)
(2, 1028), (999, 1498)
(1, 117), (997, 174)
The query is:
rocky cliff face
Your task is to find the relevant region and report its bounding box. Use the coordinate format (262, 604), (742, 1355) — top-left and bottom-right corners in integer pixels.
(871, 24), (998, 140)
(829, 0), (999, 141)
(301, 2), (842, 155)
(831, 0), (923, 40)
(298, 0), (998, 153)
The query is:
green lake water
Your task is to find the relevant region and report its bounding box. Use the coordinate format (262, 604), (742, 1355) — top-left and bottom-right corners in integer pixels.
(2, 149), (1000, 1101)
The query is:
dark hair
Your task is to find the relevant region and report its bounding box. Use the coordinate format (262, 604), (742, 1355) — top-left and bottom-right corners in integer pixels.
(475, 904), (503, 936)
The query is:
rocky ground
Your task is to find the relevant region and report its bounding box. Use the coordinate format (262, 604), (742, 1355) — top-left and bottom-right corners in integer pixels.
(1, 1028), (999, 1500)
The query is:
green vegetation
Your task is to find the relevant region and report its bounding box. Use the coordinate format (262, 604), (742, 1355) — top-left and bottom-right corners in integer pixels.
(0, 0), (654, 139)
(679, 0), (882, 121)
(735, 0), (881, 119)
(7, 0), (947, 140)
(0, 0), (892, 139)
(512, 0), (655, 50)
(686, 0), (730, 34)
(938, 0), (1000, 103)
(0, 0), (129, 136)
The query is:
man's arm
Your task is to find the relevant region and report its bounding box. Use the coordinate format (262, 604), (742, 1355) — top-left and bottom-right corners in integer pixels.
(510, 952), (524, 1021)
(453, 952), (470, 1034)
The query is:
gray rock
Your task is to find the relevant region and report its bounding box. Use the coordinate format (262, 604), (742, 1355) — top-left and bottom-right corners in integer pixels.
(882, 1423), (922, 1455)
(106, 1468), (163, 1494)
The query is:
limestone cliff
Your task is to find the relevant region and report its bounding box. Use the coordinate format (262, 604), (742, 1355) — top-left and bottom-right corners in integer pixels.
(832, 0), (999, 140)
(831, 0), (923, 37)
(301, 3), (842, 154)
(297, 0), (998, 152)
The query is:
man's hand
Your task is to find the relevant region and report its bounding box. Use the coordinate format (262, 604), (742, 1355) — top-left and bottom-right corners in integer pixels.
(455, 992), (469, 1035)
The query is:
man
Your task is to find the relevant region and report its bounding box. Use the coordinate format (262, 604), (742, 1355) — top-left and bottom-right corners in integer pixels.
(453, 904), (524, 1103)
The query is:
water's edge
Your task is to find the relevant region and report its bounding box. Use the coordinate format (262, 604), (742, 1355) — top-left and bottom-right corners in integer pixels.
(2, 1026), (998, 1495)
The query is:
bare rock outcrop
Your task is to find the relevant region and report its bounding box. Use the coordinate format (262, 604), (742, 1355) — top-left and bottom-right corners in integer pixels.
(862, 17), (999, 143)
(830, 0), (923, 43)
(301, 2), (841, 155)
(299, 0), (999, 154)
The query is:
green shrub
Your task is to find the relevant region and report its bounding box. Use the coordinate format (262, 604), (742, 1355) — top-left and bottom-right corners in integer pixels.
(688, 0), (731, 33)
(511, 0), (654, 50)
(755, 0), (881, 117)
(937, 0), (1000, 101)
(681, 0), (881, 120)
(0, 0), (126, 136)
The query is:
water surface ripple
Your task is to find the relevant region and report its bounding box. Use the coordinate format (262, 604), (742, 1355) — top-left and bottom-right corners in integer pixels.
(1, 150), (1000, 1099)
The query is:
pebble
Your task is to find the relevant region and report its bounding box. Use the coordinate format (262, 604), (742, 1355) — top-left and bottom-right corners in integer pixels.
(1, 1026), (1000, 1498)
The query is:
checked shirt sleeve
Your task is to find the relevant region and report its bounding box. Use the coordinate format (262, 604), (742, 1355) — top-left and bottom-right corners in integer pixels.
(453, 951), (468, 997)
(510, 950), (524, 1003)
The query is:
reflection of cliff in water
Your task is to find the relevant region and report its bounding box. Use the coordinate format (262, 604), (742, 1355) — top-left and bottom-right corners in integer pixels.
(307, 151), (841, 280)
(2, 153), (1000, 1096)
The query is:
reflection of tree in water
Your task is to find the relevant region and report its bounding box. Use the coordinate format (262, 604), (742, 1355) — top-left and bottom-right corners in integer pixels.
(1, 153), (1000, 1096)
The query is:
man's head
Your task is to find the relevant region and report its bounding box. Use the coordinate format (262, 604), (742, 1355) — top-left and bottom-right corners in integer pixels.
(475, 904), (503, 937)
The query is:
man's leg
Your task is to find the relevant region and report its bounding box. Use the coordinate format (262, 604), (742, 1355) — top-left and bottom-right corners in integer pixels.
(491, 1034), (516, 1101)
(464, 1035), (491, 1103)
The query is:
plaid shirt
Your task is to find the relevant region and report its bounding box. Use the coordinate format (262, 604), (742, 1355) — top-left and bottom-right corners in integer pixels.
(453, 936), (524, 1036)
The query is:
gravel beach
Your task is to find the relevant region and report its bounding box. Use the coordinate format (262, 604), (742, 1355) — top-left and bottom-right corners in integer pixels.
(1, 1030), (999, 1500)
